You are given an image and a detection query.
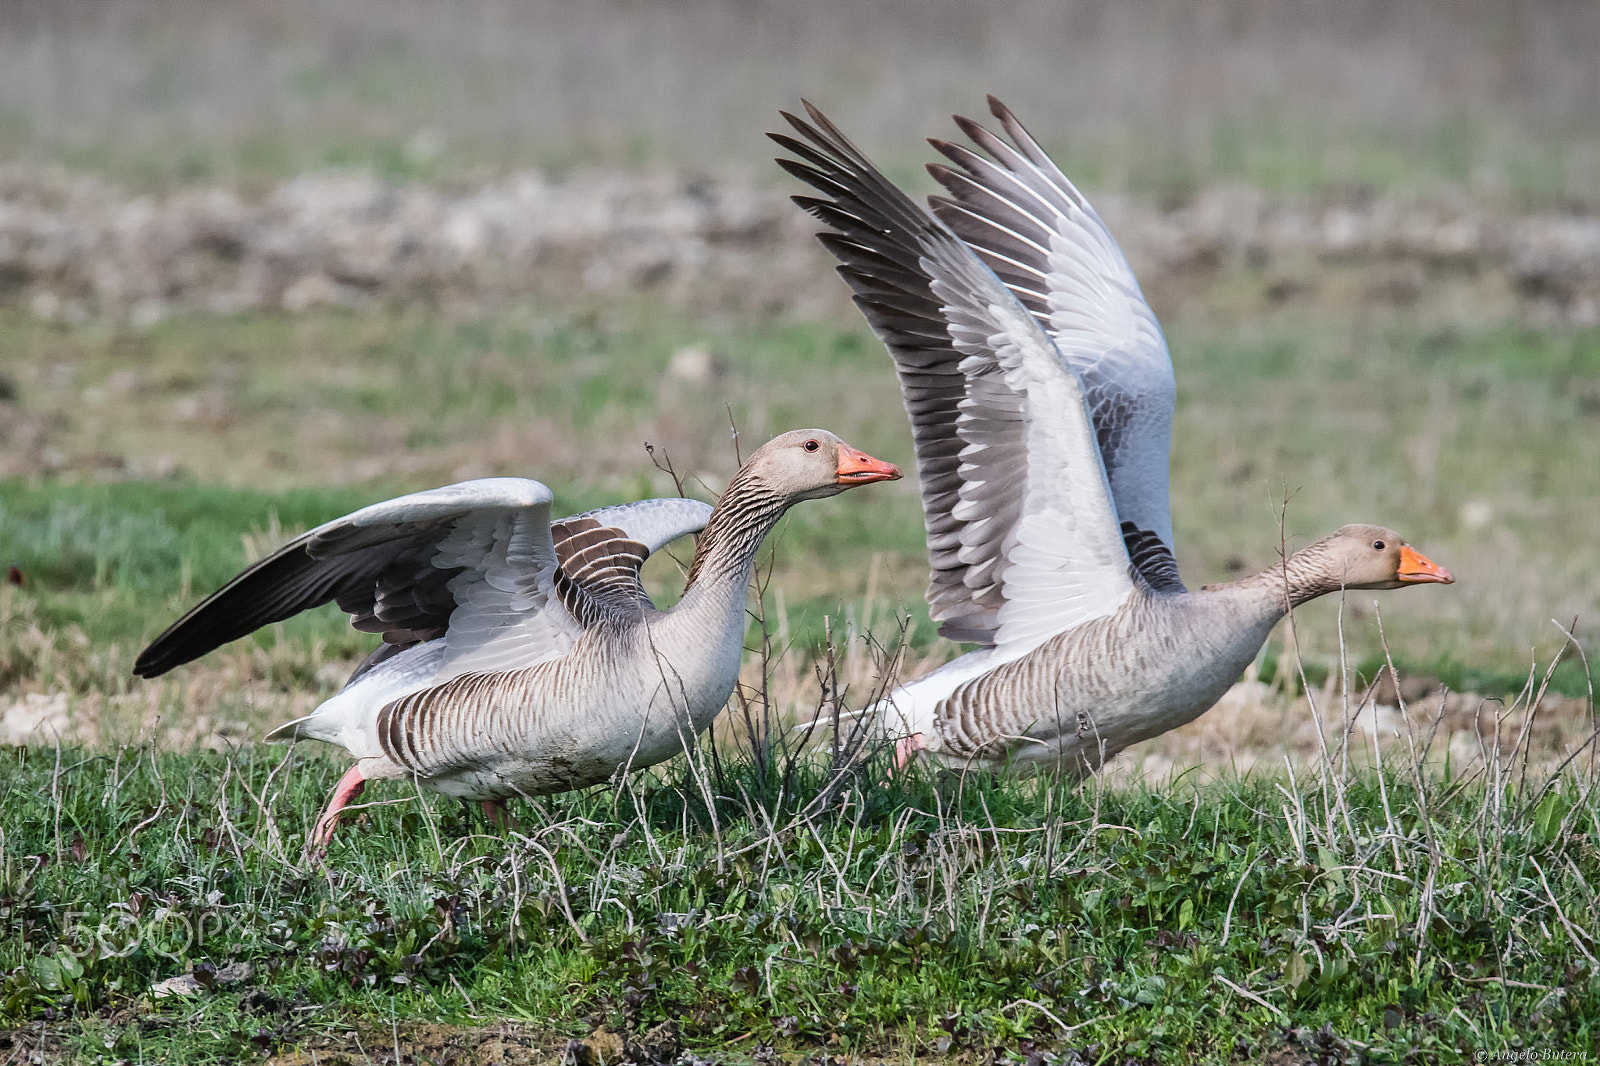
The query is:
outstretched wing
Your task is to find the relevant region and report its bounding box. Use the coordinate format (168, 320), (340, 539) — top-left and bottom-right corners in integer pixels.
(773, 104), (1137, 654)
(133, 478), (560, 678)
(926, 96), (1182, 592)
(135, 485), (713, 682)
(772, 124), (981, 638)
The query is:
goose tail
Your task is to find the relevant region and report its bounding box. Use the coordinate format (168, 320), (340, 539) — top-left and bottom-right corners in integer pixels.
(788, 691), (927, 743)
(789, 702), (876, 735)
(265, 714), (316, 742)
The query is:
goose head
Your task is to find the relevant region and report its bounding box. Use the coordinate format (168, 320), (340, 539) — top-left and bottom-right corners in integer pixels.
(742, 429), (901, 502)
(1319, 524), (1454, 590)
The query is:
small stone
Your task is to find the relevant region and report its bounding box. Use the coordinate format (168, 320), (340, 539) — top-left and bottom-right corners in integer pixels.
(1460, 499), (1493, 530)
(281, 273), (357, 312)
(666, 344), (725, 385)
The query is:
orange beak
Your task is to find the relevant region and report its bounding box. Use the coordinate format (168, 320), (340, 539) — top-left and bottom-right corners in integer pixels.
(1397, 545), (1454, 585)
(835, 446), (901, 485)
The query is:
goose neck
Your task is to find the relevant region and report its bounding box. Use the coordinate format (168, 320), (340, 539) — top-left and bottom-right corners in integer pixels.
(1228, 537), (1350, 611)
(684, 469), (789, 594)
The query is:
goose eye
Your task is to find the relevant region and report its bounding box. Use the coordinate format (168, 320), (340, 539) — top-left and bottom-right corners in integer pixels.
(803, 439), (820, 452)
(1372, 540), (1386, 551)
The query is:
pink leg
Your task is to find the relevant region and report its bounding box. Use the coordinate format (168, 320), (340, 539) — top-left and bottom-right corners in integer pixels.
(480, 800), (525, 834)
(308, 765), (366, 854)
(892, 733), (926, 773)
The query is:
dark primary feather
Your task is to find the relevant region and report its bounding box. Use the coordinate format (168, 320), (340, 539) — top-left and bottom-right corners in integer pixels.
(132, 519), (461, 678)
(772, 105), (1032, 641)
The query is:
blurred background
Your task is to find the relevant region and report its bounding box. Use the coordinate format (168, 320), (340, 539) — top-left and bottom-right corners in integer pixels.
(1, 0), (1598, 757)
(3, 0), (1598, 196)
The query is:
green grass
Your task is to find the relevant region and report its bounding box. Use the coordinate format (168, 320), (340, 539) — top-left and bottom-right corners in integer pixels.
(2, 734), (1596, 1062)
(4, 304), (1598, 698)
(0, 482), (384, 707)
(0, 216), (1598, 1058)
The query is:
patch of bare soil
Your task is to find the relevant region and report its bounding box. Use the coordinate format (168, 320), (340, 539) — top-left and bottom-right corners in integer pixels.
(259, 1022), (1060, 1066)
(0, 1021), (63, 1066)
(1109, 670), (1595, 785)
(263, 1021), (896, 1066)
(261, 1020), (566, 1066)
(0, 165), (1595, 329)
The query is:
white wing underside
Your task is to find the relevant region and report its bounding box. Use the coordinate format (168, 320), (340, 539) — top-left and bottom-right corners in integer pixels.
(928, 99), (1179, 564)
(432, 494), (711, 680)
(308, 477), (567, 680)
(939, 284), (1136, 654)
(1045, 233), (1175, 550)
(433, 508), (576, 677)
(774, 103), (1150, 654)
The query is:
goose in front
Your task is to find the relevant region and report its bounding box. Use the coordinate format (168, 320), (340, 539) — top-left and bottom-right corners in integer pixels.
(134, 429), (899, 848)
(772, 100), (1453, 774)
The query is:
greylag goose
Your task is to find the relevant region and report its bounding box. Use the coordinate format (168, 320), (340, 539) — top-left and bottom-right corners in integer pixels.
(773, 100), (1453, 774)
(134, 429), (900, 846)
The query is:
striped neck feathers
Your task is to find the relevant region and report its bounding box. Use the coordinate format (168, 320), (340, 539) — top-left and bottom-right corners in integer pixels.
(1223, 534), (1364, 610)
(684, 465), (790, 590)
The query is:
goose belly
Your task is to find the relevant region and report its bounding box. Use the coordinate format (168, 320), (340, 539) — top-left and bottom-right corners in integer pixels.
(368, 626), (744, 800)
(928, 601), (1277, 772)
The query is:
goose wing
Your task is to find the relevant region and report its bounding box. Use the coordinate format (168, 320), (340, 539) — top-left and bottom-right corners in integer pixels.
(548, 497), (712, 626)
(439, 495), (711, 675)
(134, 483), (710, 680)
(926, 96), (1182, 593)
(568, 497), (713, 561)
(774, 104), (1136, 653)
(134, 479), (566, 678)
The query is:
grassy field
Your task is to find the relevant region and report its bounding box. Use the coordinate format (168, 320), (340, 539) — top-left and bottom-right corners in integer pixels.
(3, 275), (1599, 1057)
(3, 720), (1597, 1062)
(5, 7), (1600, 1040)
(3, 5), (1599, 1060)
(4, 299), (1598, 713)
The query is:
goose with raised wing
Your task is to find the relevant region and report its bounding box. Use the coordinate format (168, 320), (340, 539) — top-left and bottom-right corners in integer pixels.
(773, 99), (1452, 774)
(135, 429), (899, 847)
